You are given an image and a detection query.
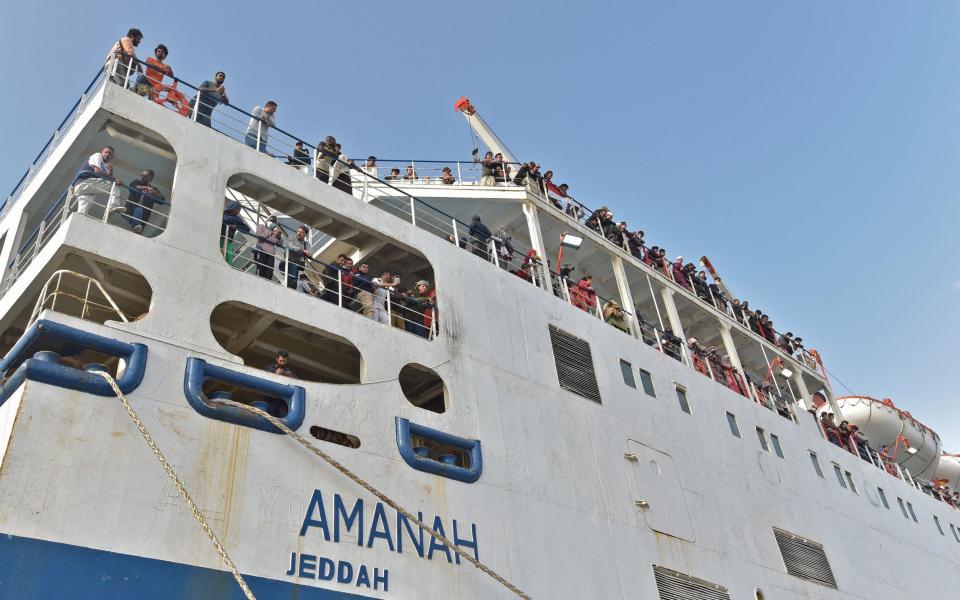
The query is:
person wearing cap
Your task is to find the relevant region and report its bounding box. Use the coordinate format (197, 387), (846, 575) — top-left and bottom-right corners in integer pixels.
(441, 166), (456, 185)
(412, 280), (436, 338)
(361, 156), (378, 179)
(315, 136), (337, 182)
(672, 257), (689, 289)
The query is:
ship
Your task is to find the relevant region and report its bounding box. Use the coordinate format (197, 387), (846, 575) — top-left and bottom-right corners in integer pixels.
(0, 48), (957, 599)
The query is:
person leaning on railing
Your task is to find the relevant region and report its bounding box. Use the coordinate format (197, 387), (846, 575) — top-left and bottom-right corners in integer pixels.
(193, 72), (229, 127)
(283, 225), (311, 288)
(71, 146), (124, 218)
(603, 301), (630, 333)
(314, 136), (337, 183)
(125, 169), (167, 234)
(106, 28), (143, 87)
(245, 101), (278, 152)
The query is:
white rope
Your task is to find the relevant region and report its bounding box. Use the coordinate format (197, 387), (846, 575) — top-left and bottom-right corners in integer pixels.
(208, 397), (533, 600)
(95, 371), (256, 600)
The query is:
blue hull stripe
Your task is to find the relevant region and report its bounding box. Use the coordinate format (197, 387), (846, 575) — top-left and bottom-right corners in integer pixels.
(0, 533), (377, 599)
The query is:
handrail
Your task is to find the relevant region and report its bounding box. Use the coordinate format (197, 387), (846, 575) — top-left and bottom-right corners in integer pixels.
(3, 66), (107, 213)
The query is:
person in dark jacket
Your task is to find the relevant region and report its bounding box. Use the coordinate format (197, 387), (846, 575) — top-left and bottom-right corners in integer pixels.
(468, 215), (492, 260)
(262, 350), (295, 417)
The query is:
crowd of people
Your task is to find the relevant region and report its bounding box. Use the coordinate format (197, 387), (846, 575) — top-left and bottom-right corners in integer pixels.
(816, 410), (960, 508)
(219, 204), (437, 340)
(105, 27), (809, 365)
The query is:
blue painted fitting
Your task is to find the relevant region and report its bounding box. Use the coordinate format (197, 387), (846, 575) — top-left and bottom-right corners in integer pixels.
(251, 400), (271, 413)
(32, 351), (61, 363)
(182, 358), (305, 434)
(0, 319), (147, 406)
(439, 453), (457, 465)
(395, 417), (482, 484)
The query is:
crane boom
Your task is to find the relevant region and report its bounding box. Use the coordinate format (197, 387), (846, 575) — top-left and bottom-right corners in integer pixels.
(454, 96), (519, 164)
(699, 255), (736, 301)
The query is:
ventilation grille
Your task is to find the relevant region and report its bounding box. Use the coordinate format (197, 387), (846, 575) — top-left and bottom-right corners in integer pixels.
(773, 528), (838, 589)
(653, 566), (730, 600)
(548, 325), (601, 403)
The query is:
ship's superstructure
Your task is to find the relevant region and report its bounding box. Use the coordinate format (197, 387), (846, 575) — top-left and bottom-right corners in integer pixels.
(0, 55), (957, 599)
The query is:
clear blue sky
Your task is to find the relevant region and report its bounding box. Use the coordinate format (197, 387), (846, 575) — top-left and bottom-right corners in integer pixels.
(2, 2), (958, 448)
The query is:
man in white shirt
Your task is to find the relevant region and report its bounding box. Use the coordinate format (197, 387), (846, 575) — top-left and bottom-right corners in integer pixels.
(245, 101), (278, 152)
(371, 271), (397, 324)
(72, 146), (126, 218)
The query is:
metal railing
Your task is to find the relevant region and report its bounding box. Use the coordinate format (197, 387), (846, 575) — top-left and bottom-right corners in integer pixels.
(4, 178), (169, 292)
(91, 56), (820, 402)
(3, 69), (108, 215)
(28, 269), (129, 326)
(219, 230), (438, 340)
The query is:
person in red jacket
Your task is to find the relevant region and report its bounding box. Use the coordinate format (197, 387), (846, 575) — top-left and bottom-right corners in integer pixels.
(570, 276), (597, 312)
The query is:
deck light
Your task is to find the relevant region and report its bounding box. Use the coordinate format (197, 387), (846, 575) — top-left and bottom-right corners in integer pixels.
(560, 233), (583, 249)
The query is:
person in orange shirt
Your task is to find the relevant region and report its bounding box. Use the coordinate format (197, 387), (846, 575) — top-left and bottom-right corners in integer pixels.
(143, 44), (173, 91)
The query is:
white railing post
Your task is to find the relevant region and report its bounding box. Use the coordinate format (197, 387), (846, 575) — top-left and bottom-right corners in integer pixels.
(410, 160), (417, 182)
(192, 93), (201, 121)
(456, 161), (463, 186)
(256, 121), (262, 152)
(451, 219), (460, 247)
(123, 57), (133, 89)
(104, 182), (117, 223)
(409, 197), (417, 226)
(33, 221), (46, 261)
(337, 271), (343, 308)
(489, 239), (500, 268)
(283, 248), (290, 286)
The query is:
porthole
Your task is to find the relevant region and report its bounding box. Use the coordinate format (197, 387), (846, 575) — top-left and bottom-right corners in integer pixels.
(399, 363), (447, 413)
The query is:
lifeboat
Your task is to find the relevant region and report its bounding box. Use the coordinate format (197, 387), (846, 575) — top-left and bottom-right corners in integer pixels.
(818, 396), (941, 479)
(933, 454), (960, 489)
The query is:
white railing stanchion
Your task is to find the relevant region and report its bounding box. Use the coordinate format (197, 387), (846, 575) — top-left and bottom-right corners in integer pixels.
(409, 197), (417, 226)
(451, 219), (460, 247)
(32, 221), (46, 261)
(337, 271), (343, 308)
(104, 182), (117, 223)
(256, 121), (262, 152)
(386, 290), (392, 323)
(456, 161), (463, 186)
(283, 248), (290, 286)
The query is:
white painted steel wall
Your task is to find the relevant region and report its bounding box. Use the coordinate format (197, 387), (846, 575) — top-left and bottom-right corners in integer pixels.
(0, 85), (958, 599)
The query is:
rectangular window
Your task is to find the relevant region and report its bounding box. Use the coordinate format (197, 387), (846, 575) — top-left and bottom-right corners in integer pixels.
(756, 427), (769, 452)
(638, 369), (656, 397)
(897, 497), (909, 519)
(934, 516), (945, 536)
(844, 471), (858, 494)
(619, 359), (636, 389)
(906, 502), (918, 523)
(832, 464), (847, 488)
(878, 487), (889, 509)
(676, 386), (690, 414)
(809, 451), (824, 478)
(770, 433), (784, 458)
(726, 412), (741, 438)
